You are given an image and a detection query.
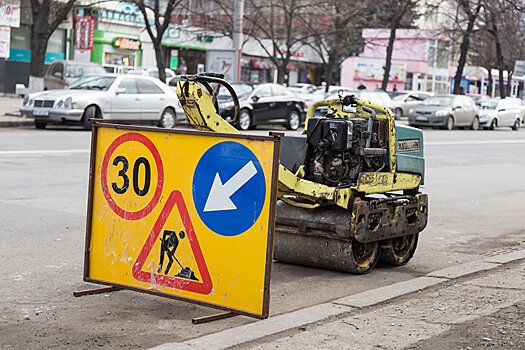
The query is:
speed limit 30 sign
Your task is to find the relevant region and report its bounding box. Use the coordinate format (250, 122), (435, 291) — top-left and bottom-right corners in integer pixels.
(84, 122), (281, 318)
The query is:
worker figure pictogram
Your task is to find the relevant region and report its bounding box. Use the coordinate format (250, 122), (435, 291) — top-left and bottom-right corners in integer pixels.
(157, 230), (198, 281)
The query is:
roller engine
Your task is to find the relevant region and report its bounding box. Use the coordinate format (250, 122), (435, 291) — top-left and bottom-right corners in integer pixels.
(304, 115), (388, 187)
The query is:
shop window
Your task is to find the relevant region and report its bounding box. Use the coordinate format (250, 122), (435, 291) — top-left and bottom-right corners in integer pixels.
(10, 25), (31, 51)
(118, 79), (138, 93)
(48, 29), (66, 54)
(137, 80), (163, 94)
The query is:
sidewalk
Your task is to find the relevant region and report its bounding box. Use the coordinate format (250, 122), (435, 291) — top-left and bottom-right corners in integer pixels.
(0, 95), (33, 127)
(153, 249), (525, 350)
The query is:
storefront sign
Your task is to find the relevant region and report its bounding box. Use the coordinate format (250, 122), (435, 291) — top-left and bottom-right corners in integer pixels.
(113, 37), (141, 50)
(98, 2), (153, 25)
(0, 26), (10, 58)
(75, 16), (95, 50)
(0, 0), (20, 27)
(166, 28), (180, 39)
(354, 60), (407, 82)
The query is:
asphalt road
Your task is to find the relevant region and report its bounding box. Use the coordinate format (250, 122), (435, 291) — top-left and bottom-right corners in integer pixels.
(1, 124), (524, 349)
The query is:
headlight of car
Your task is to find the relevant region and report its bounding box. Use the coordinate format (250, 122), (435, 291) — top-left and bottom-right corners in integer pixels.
(479, 115), (488, 122)
(408, 108), (415, 117)
(29, 99), (33, 106)
(64, 97), (72, 108)
(23, 96), (29, 105)
(56, 100), (63, 108)
(435, 109), (449, 117)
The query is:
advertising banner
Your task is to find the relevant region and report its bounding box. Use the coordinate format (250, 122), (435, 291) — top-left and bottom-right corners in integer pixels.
(205, 49), (240, 82)
(0, 0), (20, 27)
(0, 26), (10, 58)
(75, 16), (95, 50)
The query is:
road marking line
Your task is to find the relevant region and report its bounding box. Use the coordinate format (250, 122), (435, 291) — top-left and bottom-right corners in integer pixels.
(426, 140), (525, 146)
(0, 149), (89, 155)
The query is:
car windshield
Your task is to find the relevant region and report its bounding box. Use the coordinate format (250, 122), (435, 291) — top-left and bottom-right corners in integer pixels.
(479, 101), (499, 110)
(65, 65), (106, 78)
(218, 84), (254, 98)
(422, 96), (453, 106)
(68, 76), (116, 91)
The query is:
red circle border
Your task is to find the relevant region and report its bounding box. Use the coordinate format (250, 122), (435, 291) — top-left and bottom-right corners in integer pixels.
(100, 132), (164, 221)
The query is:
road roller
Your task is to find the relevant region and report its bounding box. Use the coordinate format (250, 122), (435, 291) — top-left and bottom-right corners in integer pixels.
(175, 73), (428, 274)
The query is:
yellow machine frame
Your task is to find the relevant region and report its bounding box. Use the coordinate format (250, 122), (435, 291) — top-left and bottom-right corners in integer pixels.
(176, 80), (421, 210)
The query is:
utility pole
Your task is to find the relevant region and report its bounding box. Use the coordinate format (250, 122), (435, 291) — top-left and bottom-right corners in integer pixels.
(232, 0), (244, 82)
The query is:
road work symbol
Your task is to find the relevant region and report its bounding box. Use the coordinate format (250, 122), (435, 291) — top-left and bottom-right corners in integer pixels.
(157, 230), (198, 281)
(132, 190), (212, 294)
(193, 141), (266, 236)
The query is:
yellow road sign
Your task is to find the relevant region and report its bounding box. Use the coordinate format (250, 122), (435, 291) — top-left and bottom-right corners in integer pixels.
(85, 123), (281, 318)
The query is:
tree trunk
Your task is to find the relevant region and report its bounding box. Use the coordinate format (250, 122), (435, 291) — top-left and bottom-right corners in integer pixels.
(153, 39), (166, 83)
(453, 19), (475, 94)
(382, 24), (397, 91)
(495, 40), (506, 98)
(28, 14), (49, 92)
(29, 37), (48, 92)
(506, 71), (513, 96)
(325, 56), (335, 89)
(277, 64), (287, 84)
(487, 67), (493, 97)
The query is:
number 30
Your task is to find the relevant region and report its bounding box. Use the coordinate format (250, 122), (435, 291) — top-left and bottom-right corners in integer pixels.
(111, 156), (151, 196)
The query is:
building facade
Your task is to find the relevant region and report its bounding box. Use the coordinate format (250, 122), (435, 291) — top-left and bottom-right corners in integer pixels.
(341, 29), (451, 93)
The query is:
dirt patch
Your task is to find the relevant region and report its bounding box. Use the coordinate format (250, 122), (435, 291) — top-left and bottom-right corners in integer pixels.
(404, 301), (525, 350)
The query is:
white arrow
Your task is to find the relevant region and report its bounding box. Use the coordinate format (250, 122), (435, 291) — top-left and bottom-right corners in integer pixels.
(204, 161), (258, 212)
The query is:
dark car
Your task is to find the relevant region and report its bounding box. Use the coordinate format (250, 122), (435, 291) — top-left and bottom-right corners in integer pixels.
(218, 83), (306, 130)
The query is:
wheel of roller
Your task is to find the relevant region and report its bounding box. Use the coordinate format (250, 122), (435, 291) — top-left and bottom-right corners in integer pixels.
(348, 240), (381, 274)
(380, 233), (419, 266)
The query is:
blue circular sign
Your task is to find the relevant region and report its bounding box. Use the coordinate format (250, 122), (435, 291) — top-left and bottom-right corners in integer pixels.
(193, 141), (266, 236)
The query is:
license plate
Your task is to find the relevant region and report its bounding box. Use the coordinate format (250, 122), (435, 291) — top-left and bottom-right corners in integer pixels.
(415, 116), (428, 121)
(33, 109), (49, 116)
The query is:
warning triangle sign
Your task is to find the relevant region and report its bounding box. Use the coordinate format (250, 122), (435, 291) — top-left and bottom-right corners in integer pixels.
(132, 190), (213, 295)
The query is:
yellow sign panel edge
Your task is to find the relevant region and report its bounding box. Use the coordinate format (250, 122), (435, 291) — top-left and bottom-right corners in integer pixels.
(83, 121), (282, 319)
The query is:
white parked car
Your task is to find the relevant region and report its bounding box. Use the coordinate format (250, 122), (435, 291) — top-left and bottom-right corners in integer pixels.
(20, 74), (183, 130)
(128, 67), (179, 85)
(478, 98), (521, 130)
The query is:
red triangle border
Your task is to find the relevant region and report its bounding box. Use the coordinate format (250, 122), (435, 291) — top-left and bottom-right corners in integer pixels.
(132, 190), (213, 295)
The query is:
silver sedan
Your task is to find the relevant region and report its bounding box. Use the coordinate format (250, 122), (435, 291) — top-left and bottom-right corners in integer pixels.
(20, 74), (183, 130)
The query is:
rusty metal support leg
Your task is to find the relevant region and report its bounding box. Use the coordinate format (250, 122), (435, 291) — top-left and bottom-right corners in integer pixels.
(73, 286), (123, 297)
(192, 311), (237, 324)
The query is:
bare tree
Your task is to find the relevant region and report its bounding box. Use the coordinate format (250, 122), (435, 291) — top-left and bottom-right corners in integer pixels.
(243, 0), (312, 84)
(369, 0), (419, 90)
(28, 0), (76, 92)
(298, 0), (366, 88)
(189, 0), (256, 46)
(469, 29), (496, 95)
(131, 0), (185, 82)
(451, 0), (483, 94)
(482, 0), (521, 98)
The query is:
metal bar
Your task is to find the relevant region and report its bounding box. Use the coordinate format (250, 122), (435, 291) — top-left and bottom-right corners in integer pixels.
(73, 286), (122, 297)
(192, 311), (237, 324)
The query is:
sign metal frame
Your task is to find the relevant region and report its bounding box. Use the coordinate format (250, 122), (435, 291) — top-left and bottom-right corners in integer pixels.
(84, 121), (281, 319)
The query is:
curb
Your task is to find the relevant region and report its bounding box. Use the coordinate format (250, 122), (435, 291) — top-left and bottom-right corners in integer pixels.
(0, 111), (33, 127)
(151, 249), (525, 350)
(0, 118), (34, 127)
